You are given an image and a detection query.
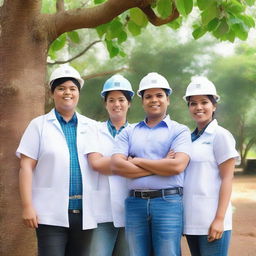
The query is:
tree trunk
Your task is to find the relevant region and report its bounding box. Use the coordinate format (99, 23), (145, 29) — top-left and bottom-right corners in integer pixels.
(0, 2), (48, 255)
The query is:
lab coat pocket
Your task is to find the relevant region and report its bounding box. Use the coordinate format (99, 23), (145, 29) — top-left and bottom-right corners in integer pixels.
(191, 195), (218, 228)
(32, 188), (54, 215)
(91, 190), (111, 218)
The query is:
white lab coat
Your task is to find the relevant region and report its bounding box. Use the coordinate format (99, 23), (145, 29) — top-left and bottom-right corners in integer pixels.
(16, 109), (99, 230)
(183, 119), (239, 235)
(85, 121), (129, 227)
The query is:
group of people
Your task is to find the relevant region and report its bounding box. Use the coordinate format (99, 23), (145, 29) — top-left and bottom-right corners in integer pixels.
(16, 65), (239, 256)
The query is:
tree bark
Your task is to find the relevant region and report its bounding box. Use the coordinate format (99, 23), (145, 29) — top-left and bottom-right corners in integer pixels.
(0, 1), (48, 255)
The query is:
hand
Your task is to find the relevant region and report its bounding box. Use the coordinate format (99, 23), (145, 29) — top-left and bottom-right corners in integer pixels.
(207, 218), (224, 242)
(128, 156), (139, 165)
(165, 150), (175, 159)
(22, 206), (38, 228)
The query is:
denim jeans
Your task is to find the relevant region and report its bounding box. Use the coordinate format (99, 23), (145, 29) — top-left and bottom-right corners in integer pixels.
(89, 222), (129, 256)
(36, 213), (93, 256)
(125, 194), (183, 256)
(186, 230), (231, 256)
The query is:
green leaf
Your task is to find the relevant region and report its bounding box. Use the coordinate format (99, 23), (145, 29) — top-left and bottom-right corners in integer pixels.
(197, 0), (214, 10)
(118, 31), (128, 44)
(227, 0), (245, 14)
(238, 14), (255, 28)
(201, 2), (218, 25)
(231, 23), (249, 40)
(67, 31), (80, 44)
(105, 40), (119, 58)
(48, 47), (57, 60)
(157, 0), (172, 19)
(216, 18), (229, 35)
(176, 0), (193, 16)
(50, 33), (67, 51)
(167, 16), (182, 30)
(127, 20), (141, 36)
(192, 26), (207, 39)
(106, 19), (123, 40)
(96, 23), (109, 38)
(207, 18), (219, 31)
(226, 30), (236, 42)
(130, 8), (148, 27)
(245, 0), (255, 6)
(94, 0), (105, 4)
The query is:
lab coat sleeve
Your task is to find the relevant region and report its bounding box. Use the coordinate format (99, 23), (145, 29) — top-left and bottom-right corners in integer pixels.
(213, 127), (240, 165)
(16, 117), (42, 160)
(83, 123), (101, 155)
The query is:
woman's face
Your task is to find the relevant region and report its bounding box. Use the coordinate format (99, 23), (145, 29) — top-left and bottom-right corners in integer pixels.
(142, 88), (169, 120)
(52, 80), (79, 113)
(105, 91), (130, 121)
(188, 95), (216, 129)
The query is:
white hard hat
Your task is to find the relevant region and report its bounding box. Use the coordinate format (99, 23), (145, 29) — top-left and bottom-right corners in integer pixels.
(183, 76), (220, 102)
(137, 72), (172, 97)
(49, 65), (84, 88)
(101, 74), (134, 98)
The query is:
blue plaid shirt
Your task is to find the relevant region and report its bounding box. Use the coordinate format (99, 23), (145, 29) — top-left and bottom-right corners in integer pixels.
(107, 119), (128, 138)
(55, 109), (82, 210)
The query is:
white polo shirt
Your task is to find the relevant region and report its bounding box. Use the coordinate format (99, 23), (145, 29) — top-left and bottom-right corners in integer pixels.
(183, 119), (239, 235)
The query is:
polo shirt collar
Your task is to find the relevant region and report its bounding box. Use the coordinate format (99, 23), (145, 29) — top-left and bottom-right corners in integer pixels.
(141, 114), (171, 128)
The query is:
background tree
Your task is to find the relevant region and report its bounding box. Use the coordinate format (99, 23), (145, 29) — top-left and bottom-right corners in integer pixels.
(208, 46), (256, 168)
(0, 0), (255, 255)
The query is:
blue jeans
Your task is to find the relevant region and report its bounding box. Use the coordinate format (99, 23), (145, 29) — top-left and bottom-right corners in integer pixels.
(125, 194), (183, 256)
(186, 230), (231, 256)
(36, 213), (93, 256)
(89, 222), (129, 256)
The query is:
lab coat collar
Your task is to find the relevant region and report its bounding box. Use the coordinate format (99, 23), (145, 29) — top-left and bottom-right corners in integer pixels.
(46, 108), (93, 125)
(204, 119), (218, 135)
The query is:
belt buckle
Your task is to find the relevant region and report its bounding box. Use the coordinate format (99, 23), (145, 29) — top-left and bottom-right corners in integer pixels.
(141, 191), (150, 199)
(69, 209), (81, 214)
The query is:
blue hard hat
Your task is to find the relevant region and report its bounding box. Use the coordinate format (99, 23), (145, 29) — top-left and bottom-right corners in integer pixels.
(101, 74), (134, 98)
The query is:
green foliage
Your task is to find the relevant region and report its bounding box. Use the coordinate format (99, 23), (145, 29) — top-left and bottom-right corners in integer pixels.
(157, 0), (173, 18)
(192, 0), (255, 42)
(176, 0), (193, 16)
(67, 31), (80, 44)
(208, 48), (256, 164)
(50, 33), (67, 51)
(130, 8), (148, 27)
(43, 0), (255, 60)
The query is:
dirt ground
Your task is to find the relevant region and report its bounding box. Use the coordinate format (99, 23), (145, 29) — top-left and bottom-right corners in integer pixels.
(181, 174), (256, 256)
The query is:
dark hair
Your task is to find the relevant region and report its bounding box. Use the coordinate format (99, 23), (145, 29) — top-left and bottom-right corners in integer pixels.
(104, 90), (132, 102)
(187, 95), (217, 106)
(140, 88), (169, 98)
(51, 77), (81, 93)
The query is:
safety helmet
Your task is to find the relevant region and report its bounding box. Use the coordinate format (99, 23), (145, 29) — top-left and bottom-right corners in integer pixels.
(101, 74), (134, 98)
(49, 65), (84, 88)
(137, 72), (172, 97)
(183, 76), (220, 102)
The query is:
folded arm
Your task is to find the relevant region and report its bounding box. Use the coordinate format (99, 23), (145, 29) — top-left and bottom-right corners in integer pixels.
(87, 152), (112, 175)
(111, 153), (153, 178)
(128, 152), (190, 176)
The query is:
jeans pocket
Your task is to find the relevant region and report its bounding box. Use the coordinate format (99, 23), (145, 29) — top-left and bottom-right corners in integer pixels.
(162, 194), (183, 203)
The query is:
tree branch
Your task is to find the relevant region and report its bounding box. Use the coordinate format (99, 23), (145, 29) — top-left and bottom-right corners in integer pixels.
(47, 0), (156, 42)
(140, 5), (179, 26)
(56, 0), (65, 12)
(47, 40), (101, 65)
(83, 67), (131, 80)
